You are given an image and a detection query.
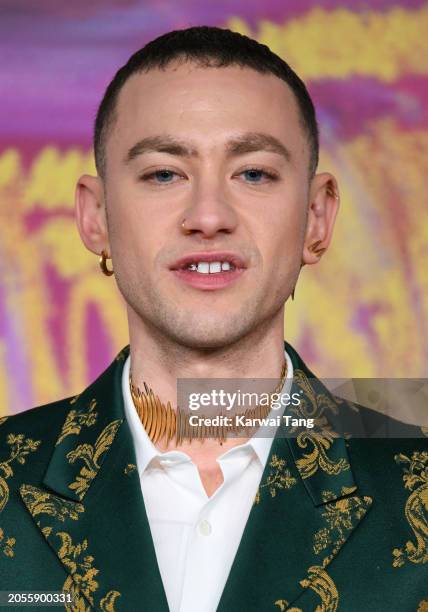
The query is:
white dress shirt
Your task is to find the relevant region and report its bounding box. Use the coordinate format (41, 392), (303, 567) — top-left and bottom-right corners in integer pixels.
(121, 350), (293, 612)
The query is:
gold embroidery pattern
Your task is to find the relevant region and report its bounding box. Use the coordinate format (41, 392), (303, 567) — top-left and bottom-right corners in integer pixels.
(274, 565), (339, 612)
(0, 433), (41, 512)
(313, 488), (372, 566)
(254, 454), (297, 504)
(55, 532), (121, 610)
(300, 565), (339, 611)
(124, 463), (137, 476)
(290, 368), (355, 435)
(99, 590), (122, 611)
(63, 580), (90, 612)
(293, 369), (344, 420)
(0, 432), (40, 562)
(67, 420), (122, 500)
(20, 484), (84, 522)
(418, 599), (428, 611)
(392, 451), (428, 567)
(287, 369), (351, 480)
(0, 417), (9, 427)
(274, 600), (298, 611)
(41, 526), (52, 538)
(0, 527), (15, 558)
(56, 399), (98, 446)
(295, 432), (350, 480)
(20, 488), (119, 610)
(59, 533), (99, 605)
(63, 580), (121, 612)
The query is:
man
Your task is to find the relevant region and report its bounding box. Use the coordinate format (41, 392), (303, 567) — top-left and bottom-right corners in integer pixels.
(0, 26), (427, 612)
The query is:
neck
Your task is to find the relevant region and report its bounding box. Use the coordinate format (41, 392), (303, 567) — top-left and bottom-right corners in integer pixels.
(128, 307), (287, 411)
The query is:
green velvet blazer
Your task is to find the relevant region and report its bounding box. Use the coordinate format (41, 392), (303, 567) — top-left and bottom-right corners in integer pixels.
(0, 343), (427, 611)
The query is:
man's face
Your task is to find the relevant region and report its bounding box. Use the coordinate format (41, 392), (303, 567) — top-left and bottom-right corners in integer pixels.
(103, 61), (312, 349)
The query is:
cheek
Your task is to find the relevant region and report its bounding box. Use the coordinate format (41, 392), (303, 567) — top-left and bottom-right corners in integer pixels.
(107, 179), (174, 235)
(105, 191), (151, 265)
(260, 202), (306, 265)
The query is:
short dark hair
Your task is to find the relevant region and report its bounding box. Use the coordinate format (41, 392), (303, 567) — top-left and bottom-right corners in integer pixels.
(94, 25), (319, 179)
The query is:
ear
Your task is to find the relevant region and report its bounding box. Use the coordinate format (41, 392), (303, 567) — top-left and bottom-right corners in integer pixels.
(75, 174), (110, 256)
(302, 173), (340, 266)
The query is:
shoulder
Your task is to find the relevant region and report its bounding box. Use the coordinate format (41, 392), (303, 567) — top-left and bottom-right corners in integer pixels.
(285, 341), (427, 437)
(354, 395), (425, 439)
(345, 434), (428, 500)
(0, 397), (75, 482)
(336, 397), (428, 439)
(1, 396), (75, 442)
(0, 344), (129, 462)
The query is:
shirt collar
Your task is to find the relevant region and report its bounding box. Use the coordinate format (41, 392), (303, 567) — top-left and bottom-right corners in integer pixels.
(122, 349), (294, 475)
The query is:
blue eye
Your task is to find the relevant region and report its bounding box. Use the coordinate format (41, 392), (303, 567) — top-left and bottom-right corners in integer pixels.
(139, 168), (182, 184)
(151, 169), (176, 183)
(243, 169), (263, 182)
(241, 168), (276, 183)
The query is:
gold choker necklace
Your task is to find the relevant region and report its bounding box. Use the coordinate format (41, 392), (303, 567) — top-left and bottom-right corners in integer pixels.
(129, 362), (288, 446)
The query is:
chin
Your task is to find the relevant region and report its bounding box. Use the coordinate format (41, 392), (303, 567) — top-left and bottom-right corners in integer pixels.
(160, 312), (258, 351)
(126, 287), (266, 349)
(168, 325), (245, 350)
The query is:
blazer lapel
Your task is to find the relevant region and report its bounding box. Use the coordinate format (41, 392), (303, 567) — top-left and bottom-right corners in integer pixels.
(19, 347), (169, 611)
(218, 343), (374, 611)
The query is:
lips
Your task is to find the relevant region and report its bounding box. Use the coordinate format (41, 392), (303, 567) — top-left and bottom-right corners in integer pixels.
(169, 251), (247, 271)
(169, 251), (247, 291)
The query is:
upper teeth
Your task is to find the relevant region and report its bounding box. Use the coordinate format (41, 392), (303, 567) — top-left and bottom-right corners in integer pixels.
(187, 261), (232, 273)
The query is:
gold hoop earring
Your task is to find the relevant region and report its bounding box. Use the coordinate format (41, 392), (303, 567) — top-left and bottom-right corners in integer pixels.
(99, 249), (114, 276)
(181, 219), (192, 235)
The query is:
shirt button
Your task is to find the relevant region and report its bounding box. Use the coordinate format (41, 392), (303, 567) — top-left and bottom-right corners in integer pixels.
(198, 519), (212, 536)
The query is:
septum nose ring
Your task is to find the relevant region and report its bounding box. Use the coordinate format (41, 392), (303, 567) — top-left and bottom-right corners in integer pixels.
(181, 219), (192, 235)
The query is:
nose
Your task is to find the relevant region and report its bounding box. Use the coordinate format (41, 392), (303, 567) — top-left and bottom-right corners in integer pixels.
(180, 175), (238, 238)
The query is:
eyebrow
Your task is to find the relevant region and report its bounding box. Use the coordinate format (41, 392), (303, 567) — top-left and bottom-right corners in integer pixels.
(125, 135), (197, 162)
(124, 132), (292, 164)
(226, 132), (291, 162)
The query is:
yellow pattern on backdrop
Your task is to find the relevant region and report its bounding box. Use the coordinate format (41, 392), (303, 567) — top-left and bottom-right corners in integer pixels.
(0, 148), (128, 413)
(227, 6), (428, 81)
